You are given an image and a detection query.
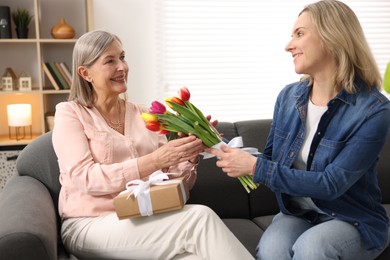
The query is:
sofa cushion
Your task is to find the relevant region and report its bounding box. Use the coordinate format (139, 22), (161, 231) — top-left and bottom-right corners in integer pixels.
(223, 218), (264, 257)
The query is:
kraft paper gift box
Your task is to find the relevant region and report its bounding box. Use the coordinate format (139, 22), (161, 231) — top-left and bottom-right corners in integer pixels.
(114, 175), (189, 219)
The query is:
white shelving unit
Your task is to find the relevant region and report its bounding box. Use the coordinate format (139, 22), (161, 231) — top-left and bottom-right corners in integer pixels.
(0, 0), (90, 147)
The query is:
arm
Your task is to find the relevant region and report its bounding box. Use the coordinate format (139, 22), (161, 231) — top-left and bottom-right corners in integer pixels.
(255, 102), (390, 200)
(53, 102), (203, 195)
(0, 176), (57, 260)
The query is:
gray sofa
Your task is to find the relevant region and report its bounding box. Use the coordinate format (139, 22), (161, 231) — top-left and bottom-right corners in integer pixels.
(0, 119), (389, 259)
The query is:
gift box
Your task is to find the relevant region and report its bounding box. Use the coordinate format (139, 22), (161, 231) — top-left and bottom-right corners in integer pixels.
(114, 175), (189, 219)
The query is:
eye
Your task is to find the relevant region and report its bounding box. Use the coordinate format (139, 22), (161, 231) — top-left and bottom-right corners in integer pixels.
(120, 54), (126, 61)
(105, 59), (113, 64)
(297, 31), (303, 37)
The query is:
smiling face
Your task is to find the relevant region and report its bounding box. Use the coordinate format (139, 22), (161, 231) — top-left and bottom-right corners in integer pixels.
(285, 11), (335, 78)
(78, 39), (129, 99)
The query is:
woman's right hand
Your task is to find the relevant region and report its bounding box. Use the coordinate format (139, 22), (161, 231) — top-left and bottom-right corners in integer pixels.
(154, 135), (204, 168)
(138, 135), (204, 178)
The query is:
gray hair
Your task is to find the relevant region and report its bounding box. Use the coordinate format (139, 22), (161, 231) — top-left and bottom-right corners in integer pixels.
(68, 30), (122, 107)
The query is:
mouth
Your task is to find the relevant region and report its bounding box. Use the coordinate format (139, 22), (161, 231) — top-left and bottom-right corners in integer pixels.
(111, 76), (127, 83)
(293, 53), (302, 61)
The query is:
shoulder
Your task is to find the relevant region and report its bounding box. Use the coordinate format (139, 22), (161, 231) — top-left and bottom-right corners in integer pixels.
(56, 101), (86, 112)
(277, 80), (309, 101)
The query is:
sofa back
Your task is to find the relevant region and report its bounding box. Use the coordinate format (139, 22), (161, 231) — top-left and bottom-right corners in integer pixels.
(188, 119), (279, 219)
(15, 120), (390, 220)
(377, 129), (390, 204)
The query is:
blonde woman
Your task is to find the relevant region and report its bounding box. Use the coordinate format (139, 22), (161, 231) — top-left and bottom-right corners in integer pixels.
(208, 1), (390, 259)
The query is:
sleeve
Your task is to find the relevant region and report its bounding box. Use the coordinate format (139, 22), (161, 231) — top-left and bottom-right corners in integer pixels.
(52, 102), (138, 195)
(166, 161), (198, 190)
(254, 100), (390, 200)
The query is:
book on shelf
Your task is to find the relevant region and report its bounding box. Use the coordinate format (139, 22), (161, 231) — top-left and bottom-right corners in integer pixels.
(59, 62), (72, 84)
(42, 62), (60, 90)
(42, 61), (73, 90)
(49, 62), (70, 90)
(56, 62), (71, 88)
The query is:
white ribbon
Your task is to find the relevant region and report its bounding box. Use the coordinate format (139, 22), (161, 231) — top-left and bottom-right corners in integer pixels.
(122, 171), (188, 217)
(201, 136), (261, 159)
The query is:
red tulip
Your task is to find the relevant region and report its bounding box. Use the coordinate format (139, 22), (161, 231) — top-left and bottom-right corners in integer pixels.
(178, 87), (190, 101)
(165, 97), (185, 107)
(145, 121), (161, 132)
(150, 101), (166, 114)
(159, 129), (170, 135)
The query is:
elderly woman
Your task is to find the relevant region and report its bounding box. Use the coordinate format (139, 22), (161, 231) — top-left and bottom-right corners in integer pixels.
(53, 30), (253, 260)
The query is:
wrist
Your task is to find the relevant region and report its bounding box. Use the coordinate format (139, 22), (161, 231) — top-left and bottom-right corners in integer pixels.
(251, 159), (257, 176)
(188, 156), (199, 164)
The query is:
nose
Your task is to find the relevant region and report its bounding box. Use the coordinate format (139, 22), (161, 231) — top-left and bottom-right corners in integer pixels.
(118, 60), (129, 72)
(285, 38), (294, 52)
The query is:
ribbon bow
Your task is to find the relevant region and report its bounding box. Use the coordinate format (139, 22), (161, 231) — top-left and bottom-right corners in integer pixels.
(201, 136), (260, 159)
(125, 171), (169, 216)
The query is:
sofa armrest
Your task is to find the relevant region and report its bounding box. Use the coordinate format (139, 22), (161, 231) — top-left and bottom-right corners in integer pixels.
(0, 175), (57, 260)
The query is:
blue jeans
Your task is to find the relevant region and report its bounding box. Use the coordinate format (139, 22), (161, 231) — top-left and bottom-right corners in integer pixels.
(257, 213), (390, 260)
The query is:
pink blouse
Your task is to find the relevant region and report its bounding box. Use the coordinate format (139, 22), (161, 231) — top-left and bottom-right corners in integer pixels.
(52, 101), (197, 220)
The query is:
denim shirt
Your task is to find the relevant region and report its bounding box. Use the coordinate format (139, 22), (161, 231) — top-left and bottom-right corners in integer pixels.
(253, 79), (390, 251)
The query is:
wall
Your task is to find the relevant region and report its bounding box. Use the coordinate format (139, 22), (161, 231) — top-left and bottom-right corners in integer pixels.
(89, 0), (156, 106)
(89, 0), (390, 106)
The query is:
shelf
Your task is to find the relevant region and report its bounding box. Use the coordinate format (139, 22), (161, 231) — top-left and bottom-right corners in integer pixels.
(0, 0), (88, 147)
(0, 39), (37, 43)
(0, 134), (41, 146)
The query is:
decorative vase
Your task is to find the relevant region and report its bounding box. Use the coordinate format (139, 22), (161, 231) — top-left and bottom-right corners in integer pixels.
(16, 27), (28, 38)
(51, 18), (75, 39)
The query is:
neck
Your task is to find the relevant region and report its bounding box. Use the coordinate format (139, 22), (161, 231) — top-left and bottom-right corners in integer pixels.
(310, 79), (339, 106)
(94, 98), (124, 133)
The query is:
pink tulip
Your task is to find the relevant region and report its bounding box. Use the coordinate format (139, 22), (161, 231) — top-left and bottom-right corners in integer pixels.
(150, 101), (166, 114)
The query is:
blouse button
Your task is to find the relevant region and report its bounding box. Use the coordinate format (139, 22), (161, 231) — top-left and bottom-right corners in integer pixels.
(331, 212), (337, 217)
(354, 222), (359, 227)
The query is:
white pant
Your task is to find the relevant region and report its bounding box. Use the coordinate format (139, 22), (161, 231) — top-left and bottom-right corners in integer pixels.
(61, 204), (254, 260)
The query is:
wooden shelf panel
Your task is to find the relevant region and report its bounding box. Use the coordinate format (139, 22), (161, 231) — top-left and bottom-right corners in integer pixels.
(0, 134), (41, 147)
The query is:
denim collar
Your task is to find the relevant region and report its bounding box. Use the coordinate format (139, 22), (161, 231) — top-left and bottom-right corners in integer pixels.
(293, 79), (364, 107)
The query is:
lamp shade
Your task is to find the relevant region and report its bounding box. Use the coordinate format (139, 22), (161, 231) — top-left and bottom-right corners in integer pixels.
(384, 62), (390, 94)
(7, 104), (32, 127)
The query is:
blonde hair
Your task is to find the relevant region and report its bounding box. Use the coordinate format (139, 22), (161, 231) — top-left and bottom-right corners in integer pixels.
(300, 0), (381, 92)
(68, 30), (124, 107)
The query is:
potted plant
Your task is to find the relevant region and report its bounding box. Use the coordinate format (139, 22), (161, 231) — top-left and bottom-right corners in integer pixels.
(12, 8), (33, 39)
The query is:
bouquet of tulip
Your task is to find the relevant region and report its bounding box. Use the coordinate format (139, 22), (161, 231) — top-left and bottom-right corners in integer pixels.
(141, 87), (258, 193)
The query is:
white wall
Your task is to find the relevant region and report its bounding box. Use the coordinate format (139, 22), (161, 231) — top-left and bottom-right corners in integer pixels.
(90, 0), (390, 105)
(90, 0), (157, 106)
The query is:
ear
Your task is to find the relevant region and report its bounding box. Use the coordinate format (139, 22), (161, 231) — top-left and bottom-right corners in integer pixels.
(78, 66), (92, 82)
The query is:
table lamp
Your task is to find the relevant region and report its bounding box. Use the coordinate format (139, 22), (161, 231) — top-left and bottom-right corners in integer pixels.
(7, 103), (32, 140)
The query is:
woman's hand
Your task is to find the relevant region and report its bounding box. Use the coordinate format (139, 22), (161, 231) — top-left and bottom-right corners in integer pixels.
(205, 145), (257, 178)
(154, 135), (204, 169)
